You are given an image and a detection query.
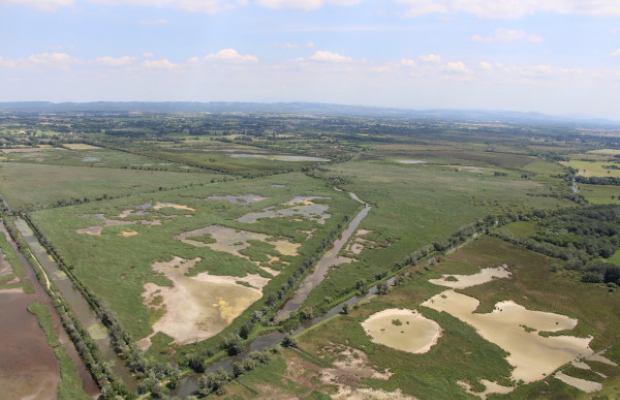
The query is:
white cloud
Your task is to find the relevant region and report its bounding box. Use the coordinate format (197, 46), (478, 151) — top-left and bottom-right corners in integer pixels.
(370, 65), (392, 73)
(143, 52), (155, 58)
(419, 54), (441, 63)
(479, 61), (493, 70)
(1, 0), (73, 10)
(441, 61), (471, 73)
(309, 50), (353, 62)
(89, 0), (237, 14)
(140, 19), (168, 25)
(204, 49), (258, 63)
(0, 57), (16, 68)
(400, 58), (417, 67)
(501, 64), (583, 78)
(528, 34), (544, 42)
(306, 41), (316, 48)
(610, 49), (620, 57)
(142, 59), (178, 69)
(471, 28), (543, 43)
(28, 52), (76, 64)
(255, 0), (359, 9)
(399, 0), (620, 19)
(96, 56), (137, 66)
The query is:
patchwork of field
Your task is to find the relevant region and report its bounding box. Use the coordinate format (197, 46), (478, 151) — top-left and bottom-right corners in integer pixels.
(0, 162), (221, 209)
(561, 155), (620, 178)
(3, 146), (194, 172)
(230, 236), (620, 399)
(30, 173), (360, 343)
(141, 147), (330, 175)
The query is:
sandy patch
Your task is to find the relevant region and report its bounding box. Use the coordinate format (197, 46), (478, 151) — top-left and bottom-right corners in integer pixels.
(361, 309), (442, 354)
(423, 290), (594, 383)
(140, 256), (265, 347)
(153, 202), (195, 212)
(333, 387), (418, 400)
(587, 349), (617, 366)
(64, 143), (101, 150)
(260, 266), (281, 277)
(0, 259), (13, 277)
(237, 196), (331, 225)
(554, 372), (602, 393)
(457, 379), (514, 399)
(397, 159), (426, 164)
(118, 231), (138, 237)
(117, 209), (147, 219)
(588, 149), (620, 155)
(429, 265), (511, 289)
(207, 194), (267, 205)
(76, 226), (103, 236)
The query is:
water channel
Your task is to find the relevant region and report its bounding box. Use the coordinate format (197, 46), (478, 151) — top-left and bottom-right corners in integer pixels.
(13, 218), (138, 391)
(0, 222), (99, 399)
(173, 191), (377, 397)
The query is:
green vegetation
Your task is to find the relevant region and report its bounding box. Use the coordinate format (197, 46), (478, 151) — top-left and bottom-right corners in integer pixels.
(0, 162), (224, 210)
(27, 300), (60, 347)
(3, 110), (620, 399)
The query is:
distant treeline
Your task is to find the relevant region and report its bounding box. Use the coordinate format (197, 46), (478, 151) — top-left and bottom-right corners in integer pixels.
(576, 176), (620, 186)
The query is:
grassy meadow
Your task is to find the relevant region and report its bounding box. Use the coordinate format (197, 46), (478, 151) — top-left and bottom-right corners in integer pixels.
(0, 162), (222, 209)
(30, 173), (360, 341)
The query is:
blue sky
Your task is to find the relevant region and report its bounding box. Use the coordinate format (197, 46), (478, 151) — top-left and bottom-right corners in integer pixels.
(1, 0), (619, 118)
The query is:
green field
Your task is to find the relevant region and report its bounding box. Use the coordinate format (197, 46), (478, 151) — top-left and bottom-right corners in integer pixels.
(0, 162), (223, 209)
(3, 111), (620, 400)
(3, 147), (192, 172)
(561, 159), (620, 178)
(141, 147), (328, 176)
(578, 184), (620, 205)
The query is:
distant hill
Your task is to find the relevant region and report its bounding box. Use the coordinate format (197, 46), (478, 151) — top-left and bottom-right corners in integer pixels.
(0, 101), (618, 127)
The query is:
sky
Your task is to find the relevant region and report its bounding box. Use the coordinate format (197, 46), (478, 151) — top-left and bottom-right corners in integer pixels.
(1, 0), (619, 119)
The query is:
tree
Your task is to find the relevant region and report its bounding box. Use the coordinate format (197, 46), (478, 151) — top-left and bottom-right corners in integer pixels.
(281, 333), (298, 348)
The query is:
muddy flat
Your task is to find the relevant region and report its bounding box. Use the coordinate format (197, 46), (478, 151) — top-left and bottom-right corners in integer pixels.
(206, 194), (267, 205)
(423, 290), (593, 383)
(429, 265), (511, 289)
(176, 224), (299, 261)
(236, 196), (331, 224)
(141, 257), (267, 347)
(0, 291), (59, 400)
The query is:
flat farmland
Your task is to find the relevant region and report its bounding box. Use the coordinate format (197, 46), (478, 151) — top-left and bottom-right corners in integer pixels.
(0, 162), (222, 209)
